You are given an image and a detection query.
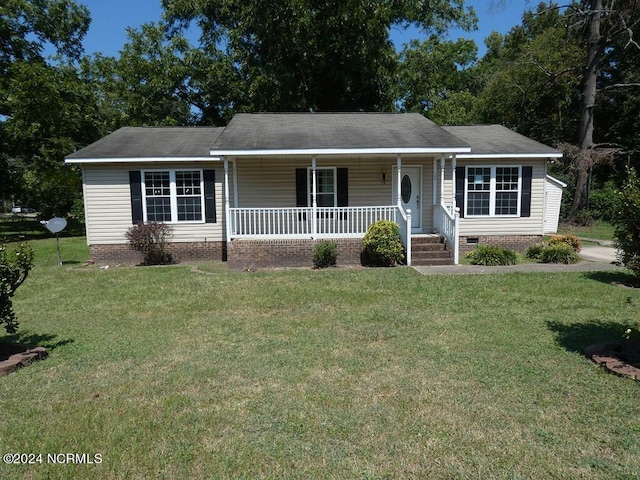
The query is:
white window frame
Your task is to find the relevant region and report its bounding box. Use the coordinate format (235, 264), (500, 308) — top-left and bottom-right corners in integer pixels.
(142, 169), (205, 223)
(307, 167), (337, 207)
(465, 165), (522, 217)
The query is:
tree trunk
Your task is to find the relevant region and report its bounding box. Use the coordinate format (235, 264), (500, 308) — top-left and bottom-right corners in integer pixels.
(571, 0), (604, 215)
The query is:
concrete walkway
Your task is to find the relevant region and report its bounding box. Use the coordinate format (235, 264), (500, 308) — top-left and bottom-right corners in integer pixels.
(413, 244), (623, 276)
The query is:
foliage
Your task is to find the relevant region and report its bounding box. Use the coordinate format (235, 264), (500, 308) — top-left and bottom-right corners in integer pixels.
(539, 244), (580, 264)
(525, 243), (545, 260)
(125, 222), (174, 265)
(612, 168), (640, 277)
(362, 220), (405, 266)
(0, 241), (34, 333)
(548, 234), (582, 252)
(0, 0), (94, 213)
(466, 244), (517, 266)
(398, 36), (478, 120)
(313, 241), (338, 269)
(163, 0), (476, 112)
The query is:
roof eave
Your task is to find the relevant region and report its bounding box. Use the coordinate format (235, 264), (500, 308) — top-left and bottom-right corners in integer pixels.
(456, 152), (563, 159)
(65, 156), (216, 164)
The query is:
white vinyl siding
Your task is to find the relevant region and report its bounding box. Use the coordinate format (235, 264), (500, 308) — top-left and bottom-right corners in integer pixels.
(82, 164), (223, 245)
(448, 159), (547, 236)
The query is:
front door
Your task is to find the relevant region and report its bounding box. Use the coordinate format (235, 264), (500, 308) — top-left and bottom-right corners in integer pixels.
(393, 166), (422, 232)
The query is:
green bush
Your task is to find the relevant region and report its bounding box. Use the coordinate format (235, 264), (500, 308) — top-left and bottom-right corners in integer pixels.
(466, 244), (517, 266)
(525, 243), (545, 260)
(125, 222), (174, 265)
(612, 167), (640, 277)
(313, 241), (338, 268)
(539, 244), (579, 264)
(0, 242), (34, 333)
(548, 234), (582, 252)
(362, 220), (405, 266)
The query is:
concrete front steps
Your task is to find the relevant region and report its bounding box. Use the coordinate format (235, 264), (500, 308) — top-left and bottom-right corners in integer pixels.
(411, 234), (454, 266)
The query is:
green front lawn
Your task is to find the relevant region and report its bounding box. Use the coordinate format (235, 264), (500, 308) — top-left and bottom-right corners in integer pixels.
(1, 236), (639, 479)
(558, 220), (616, 242)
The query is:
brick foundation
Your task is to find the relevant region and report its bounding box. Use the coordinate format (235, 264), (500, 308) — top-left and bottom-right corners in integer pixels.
(459, 235), (542, 254)
(227, 238), (364, 270)
(90, 241), (226, 265)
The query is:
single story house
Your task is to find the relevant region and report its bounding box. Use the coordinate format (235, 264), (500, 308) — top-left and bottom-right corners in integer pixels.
(65, 113), (563, 268)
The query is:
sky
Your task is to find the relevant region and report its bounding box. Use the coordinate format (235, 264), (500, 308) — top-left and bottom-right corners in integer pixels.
(76, 0), (534, 59)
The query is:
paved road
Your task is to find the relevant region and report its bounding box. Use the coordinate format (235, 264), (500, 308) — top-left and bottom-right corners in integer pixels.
(413, 244), (623, 276)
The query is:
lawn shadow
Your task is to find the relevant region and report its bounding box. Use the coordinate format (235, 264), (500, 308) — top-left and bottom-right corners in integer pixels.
(547, 320), (627, 355)
(0, 331), (74, 351)
(582, 270), (640, 288)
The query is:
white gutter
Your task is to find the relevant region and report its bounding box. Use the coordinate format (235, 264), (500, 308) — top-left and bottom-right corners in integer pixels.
(208, 147), (471, 157)
(65, 156), (215, 164)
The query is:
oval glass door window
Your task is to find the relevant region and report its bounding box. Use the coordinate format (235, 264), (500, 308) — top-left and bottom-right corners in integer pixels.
(401, 175), (412, 203)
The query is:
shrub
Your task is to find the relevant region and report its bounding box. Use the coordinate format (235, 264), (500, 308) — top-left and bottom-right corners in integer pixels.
(525, 243), (545, 260)
(0, 242), (34, 333)
(125, 222), (174, 265)
(548, 234), (582, 252)
(313, 241), (338, 268)
(612, 167), (640, 277)
(362, 220), (405, 266)
(539, 244), (579, 264)
(466, 244), (517, 266)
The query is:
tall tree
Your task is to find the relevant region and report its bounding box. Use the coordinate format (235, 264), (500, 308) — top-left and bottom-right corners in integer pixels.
(569, 0), (640, 215)
(0, 0), (92, 212)
(161, 0), (477, 112)
(397, 36), (479, 124)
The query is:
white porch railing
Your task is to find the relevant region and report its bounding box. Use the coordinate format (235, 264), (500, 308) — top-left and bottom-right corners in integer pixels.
(228, 206), (399, 239)
(434, 203), (460, 264)
(396, 206), (412, 266)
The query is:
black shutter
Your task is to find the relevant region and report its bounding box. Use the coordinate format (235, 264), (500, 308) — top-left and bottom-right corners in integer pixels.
(336, 168), (348, 207)
(204, 169), (216, 223)
(295, 168), (308, 207)
(129, 171), (143, 224)
(521, 166), (532, 217)
(455, 166), (465, 218)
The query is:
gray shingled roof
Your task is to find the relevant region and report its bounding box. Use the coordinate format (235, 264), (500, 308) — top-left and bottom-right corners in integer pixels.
(441, 125), (561, 156)
(210, 113), (469, 152)
(66, 126), (225, 159)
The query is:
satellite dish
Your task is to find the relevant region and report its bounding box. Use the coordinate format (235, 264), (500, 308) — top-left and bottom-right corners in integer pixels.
(44, 217), (67, 234)
(42, 217), (68, 266)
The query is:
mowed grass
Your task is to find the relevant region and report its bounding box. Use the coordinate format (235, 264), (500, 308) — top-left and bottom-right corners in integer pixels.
(1, 236), (640, 479)
(558, 221), (616, 241)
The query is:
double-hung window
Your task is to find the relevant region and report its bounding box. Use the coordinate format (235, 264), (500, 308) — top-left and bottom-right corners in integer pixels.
(309, 168), (336, 207)
(143, 170), (204, 223)
(465, 166), (521, 217)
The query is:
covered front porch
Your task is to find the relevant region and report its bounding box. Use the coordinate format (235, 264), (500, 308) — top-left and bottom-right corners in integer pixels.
(220, 155), (461, 266)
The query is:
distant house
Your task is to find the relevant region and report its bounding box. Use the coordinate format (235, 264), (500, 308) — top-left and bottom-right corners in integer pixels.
(65, 113), (563, 268)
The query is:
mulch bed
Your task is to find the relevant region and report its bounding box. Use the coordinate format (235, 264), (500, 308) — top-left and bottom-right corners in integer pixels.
(0, 343), (48, 376)
(586, 340), (640, 381)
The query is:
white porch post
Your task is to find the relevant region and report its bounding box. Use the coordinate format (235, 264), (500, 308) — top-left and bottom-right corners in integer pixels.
(311, 156), (317, 239)
(396, 155), (402, 206)
(439, 156), (445, 205)
(451, 154), (457, 210)
(432, 158), (437, 206)
(223, 157), (231, 242)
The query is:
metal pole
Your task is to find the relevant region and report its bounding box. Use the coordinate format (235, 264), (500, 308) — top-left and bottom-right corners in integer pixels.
(56, 234), (62, 266)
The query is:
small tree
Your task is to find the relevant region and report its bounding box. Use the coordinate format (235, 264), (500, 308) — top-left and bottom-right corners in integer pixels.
(125, 222), (174, 265)
(613, 167), (640, 277)
(0, 242), (35, 334)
